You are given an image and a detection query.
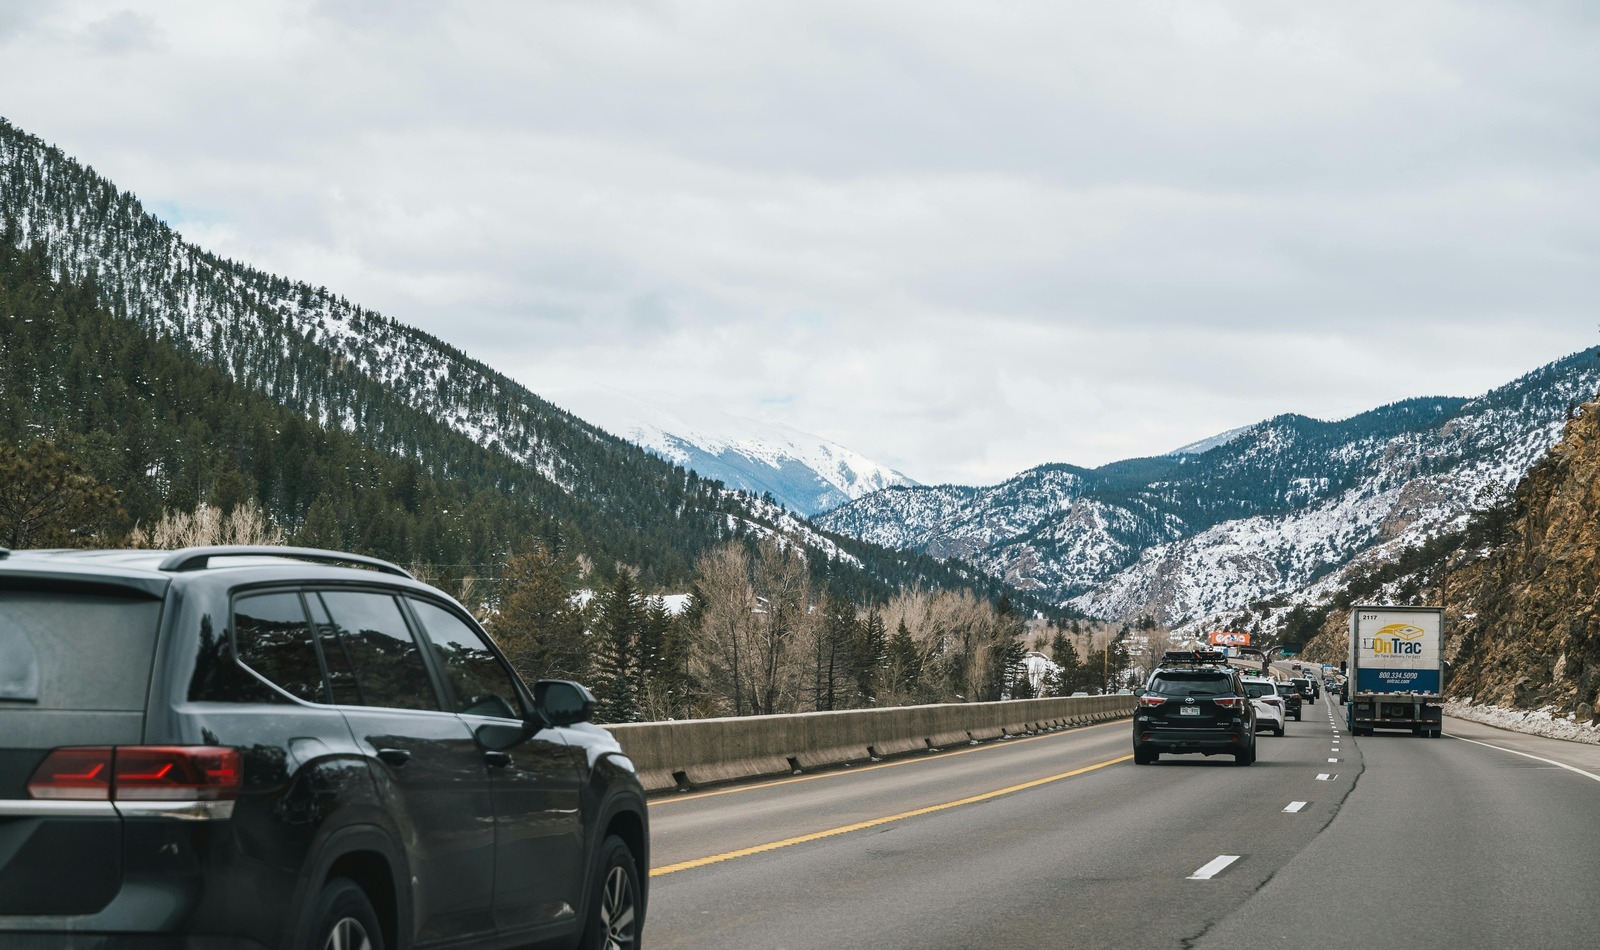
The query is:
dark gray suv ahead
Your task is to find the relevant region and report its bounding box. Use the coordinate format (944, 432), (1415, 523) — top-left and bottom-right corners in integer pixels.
(0, 545), (648, 949)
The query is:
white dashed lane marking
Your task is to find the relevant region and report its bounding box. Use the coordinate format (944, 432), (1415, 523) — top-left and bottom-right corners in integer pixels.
(1188, 855), (1241, 880)
(1283, 801), (1308, 813)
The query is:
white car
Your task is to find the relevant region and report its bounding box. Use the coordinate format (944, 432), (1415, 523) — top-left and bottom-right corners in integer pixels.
(1242, 677), (1286, 736)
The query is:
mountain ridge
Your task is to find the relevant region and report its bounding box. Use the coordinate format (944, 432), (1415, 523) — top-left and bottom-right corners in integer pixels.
(549, 388), (916, 516)
(817, 361), (1596, 627)
(0, 116), (1052, 613)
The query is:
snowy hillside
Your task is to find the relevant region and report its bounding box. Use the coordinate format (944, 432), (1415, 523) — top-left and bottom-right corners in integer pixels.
(550, 389), (917, 516)
(822, 351), (1600, 626)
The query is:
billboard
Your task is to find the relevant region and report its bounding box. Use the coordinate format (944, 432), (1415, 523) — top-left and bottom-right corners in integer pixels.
(1208, 631), (1251, 647)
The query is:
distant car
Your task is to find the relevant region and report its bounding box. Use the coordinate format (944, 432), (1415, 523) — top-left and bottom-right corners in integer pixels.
(1277, 683), (1303, 721)
(1290, 676), (1317, 705)
(1242, 677), (1286, 736)
(1132, 650), (1257, 766)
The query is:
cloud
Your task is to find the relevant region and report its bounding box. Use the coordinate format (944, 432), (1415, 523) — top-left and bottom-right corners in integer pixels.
(1, 0), (1597, 484)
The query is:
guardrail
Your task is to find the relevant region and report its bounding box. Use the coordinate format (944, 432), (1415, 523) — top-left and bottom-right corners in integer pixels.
(605, 693), (1135, 792)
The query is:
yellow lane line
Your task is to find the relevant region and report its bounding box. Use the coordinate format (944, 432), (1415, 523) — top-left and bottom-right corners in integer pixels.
(649, 718), (1125, 806)
(650, 752), (1133, 877)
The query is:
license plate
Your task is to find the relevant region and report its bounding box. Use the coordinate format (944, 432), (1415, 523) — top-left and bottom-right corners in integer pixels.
(1179, 706), (1202, 716)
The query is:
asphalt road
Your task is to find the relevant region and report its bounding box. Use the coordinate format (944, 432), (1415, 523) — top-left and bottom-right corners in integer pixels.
(643, 700), (1600, 949)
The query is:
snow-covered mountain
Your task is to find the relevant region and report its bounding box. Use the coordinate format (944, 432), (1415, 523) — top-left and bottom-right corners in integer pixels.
(819, 350), (1600, 627)
(551, 389), (917, 517)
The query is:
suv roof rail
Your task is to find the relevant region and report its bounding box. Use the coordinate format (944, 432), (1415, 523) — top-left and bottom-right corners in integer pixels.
(157, 546), (413, 579)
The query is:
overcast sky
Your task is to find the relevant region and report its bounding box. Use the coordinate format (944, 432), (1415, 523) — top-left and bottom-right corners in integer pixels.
(3, 1), (1597, 485)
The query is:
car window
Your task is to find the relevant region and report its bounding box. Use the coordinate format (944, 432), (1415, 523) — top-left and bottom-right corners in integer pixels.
(409, 598), (523, 719)
(313, 590), (441, 712)
(0, 590), (160, 709)
(1243, 682), (1277, 698)
(1148, 672), (1234, 697)
(232, 592), (326, 704)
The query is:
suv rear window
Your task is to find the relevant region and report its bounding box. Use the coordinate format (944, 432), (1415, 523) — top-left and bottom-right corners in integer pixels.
(0, 591), (161, 710)
(1148, 672), (1236, 697)
(1243, 682), (1278, 698)
(234, 592), (326, 704)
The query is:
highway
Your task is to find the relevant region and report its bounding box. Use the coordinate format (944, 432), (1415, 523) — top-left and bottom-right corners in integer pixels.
(643, 699), (1600, 949)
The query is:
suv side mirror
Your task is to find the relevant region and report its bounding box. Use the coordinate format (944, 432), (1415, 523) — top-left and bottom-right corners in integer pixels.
(535, 680), (596, 728)
(1132, 688), (1147, 697)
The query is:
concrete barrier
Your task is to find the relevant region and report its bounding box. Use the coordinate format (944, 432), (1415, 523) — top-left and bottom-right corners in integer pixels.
(605, 694), (1135, 792)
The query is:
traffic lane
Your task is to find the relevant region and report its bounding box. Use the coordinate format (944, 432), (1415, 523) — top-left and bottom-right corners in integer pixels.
(647, 715), (1355, 949)
(1445, 714), (1600, 774)
(1195, 725), (1600, 948)
(647, 720), (1131, 869)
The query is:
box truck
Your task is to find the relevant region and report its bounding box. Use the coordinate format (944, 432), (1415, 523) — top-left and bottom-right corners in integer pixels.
(1347, 605), (1444, 738)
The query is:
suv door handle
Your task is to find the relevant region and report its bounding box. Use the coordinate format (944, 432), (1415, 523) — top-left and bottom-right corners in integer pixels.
(484, 751), (513, 769)
(376, 748), (411, 767)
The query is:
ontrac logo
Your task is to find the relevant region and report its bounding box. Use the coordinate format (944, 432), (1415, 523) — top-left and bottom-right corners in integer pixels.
(1370, 623), (1427, 656)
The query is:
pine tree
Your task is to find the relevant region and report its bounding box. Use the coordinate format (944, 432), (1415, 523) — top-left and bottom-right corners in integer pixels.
(0, 439), (126, 548)
(591, 568), (644, 722)
(886, 616), (921, 700)
(488, 544), (588, 684)
(854, 608), (887, 706)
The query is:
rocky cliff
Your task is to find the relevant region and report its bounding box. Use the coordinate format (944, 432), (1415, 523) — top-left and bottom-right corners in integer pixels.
(1446, 398), (1600, 720)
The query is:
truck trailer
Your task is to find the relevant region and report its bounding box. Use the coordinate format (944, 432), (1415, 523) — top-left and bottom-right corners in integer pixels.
(1347, 605), (1444, 738)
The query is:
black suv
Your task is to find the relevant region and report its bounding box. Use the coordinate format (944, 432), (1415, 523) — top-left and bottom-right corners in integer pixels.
(1277, 681), (1303, 720)
(1132, 650), (1256, 766)
(1290, 676), (1317, 705)
(0, 545), (648, 949)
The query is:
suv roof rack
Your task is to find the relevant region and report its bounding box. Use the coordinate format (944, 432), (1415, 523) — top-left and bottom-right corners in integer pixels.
(157, 546), (412, 579)
(1159, 648), (1229, 668)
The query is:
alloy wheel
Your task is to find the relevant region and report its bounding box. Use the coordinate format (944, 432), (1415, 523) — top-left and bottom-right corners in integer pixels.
(598, 865), (638, 950)
(323, 917), (373, 950)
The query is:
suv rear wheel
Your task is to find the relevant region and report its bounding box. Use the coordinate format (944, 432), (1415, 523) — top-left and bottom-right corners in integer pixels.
(582, 836), (641, 950)
(310, 878), (385, 950)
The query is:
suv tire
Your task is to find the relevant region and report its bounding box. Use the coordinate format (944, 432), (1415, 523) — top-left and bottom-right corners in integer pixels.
(309, 878), (385, 950)
(1273, 724), (1284, 737)
(1134, 749), (1158, 765)
(581, 836), (641, 950)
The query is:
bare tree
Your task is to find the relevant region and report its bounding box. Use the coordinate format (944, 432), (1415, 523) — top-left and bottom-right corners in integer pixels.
(688, 542), (757, 716)
(749, 535), (814, 715)
(128, 501), (284, 548)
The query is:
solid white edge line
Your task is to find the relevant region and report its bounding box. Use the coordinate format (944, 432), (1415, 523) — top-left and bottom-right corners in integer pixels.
(1188, 855), (1241, 880)
(1450, 735), (1600, 784)
(1283, 801), (1307, 813)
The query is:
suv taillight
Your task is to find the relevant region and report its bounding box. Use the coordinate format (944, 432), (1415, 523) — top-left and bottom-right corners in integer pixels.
(1138, 695), (1168, 707)
(28, 747), (241, 802)
(1212, 697), (1242, 708)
